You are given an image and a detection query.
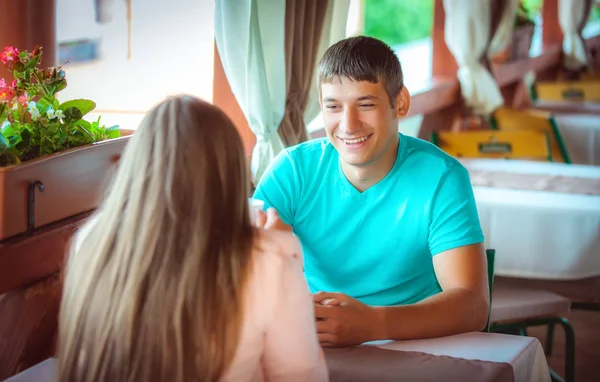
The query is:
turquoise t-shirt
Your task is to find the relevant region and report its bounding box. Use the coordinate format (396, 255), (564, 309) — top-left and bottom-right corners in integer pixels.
(253, 133), (484, 306)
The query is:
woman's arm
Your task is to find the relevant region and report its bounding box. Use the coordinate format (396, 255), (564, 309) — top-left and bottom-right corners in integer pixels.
(261, 235), (328, 381)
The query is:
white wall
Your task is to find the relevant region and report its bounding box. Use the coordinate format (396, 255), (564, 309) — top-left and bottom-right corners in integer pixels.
(56, 0), (215, 129)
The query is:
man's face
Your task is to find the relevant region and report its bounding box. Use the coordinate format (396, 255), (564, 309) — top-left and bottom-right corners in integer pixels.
(320, 77), (407, 169)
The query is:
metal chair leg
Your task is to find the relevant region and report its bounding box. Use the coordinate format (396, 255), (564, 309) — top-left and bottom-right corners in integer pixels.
(556, 317), (575, 382)
(545, 323), (555, 356)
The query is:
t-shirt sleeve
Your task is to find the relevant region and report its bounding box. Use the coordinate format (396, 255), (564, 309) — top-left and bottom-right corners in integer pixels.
(252, 150), (299, 227)
(428, 164), (484, 256)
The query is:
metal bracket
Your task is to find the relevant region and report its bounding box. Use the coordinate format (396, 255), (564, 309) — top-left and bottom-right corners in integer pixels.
(27, 180), (45, 234)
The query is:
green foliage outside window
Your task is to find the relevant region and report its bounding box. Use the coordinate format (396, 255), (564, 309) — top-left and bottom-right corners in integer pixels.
(363, 0), (434, 48)
(364, 0), (598, 49)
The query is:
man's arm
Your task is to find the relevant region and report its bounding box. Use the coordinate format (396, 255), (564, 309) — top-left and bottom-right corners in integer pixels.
(314, 242), (489, 345)
(375, 242), (489, 339)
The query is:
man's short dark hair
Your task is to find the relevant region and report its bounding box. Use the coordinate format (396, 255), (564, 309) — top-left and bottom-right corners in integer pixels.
(317, 36), (404, 108)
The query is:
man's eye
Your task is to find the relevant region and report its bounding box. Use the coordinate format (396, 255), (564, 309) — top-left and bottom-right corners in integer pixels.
(325, 105), (339, 110)
(359, 103), (375, 107)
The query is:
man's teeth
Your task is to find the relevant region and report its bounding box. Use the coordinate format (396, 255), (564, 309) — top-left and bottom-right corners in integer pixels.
(343, 136), (369, 144)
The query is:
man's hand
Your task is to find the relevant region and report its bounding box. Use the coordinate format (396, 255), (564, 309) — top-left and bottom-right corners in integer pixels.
(313, 292), (384, 348)
(254, 207), (293, 232)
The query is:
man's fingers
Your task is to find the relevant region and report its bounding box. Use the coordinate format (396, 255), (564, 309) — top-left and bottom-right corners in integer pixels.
(313, 291), (345, 304)
(318, 333), (337, 346)
(315, 316), (337, 333)
(314, 304), (340, 321)
(321, 298), (341, 306)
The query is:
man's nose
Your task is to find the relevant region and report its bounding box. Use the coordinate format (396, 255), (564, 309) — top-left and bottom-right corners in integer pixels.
(339, 108), (360, 135)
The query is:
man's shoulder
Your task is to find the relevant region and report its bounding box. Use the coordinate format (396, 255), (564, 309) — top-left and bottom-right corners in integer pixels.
(282, 137), (336, 168)
(402, 134), (464, 174)
(286, 137), (333, 156)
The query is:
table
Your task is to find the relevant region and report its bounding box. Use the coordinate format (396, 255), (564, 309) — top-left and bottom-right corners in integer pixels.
(460, 159), (600, 280)
(554, 114), (600, 166)
(5, 333), (549, 382)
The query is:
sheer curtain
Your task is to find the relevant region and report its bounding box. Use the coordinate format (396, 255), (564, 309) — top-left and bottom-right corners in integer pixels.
(488, 0), (521, 58)
(215, 0), (286, 183)
(443, 0), (504, 116)
(277, 0), (329, 147)
(559, 0), (593, 70)
(304, 0), (351, 128)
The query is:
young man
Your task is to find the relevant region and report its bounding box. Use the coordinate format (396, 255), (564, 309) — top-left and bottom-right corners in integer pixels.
(253, 36), (489, 348)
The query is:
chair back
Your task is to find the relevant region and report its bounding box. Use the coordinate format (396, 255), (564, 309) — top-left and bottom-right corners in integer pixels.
(431, 130), (552, 162)
(490, 107), (571, 163)
(533, 77), (600, 103)
(484, 248), (496, 332)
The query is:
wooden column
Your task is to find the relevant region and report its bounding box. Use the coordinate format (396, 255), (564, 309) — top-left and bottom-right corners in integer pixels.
(420, 0), (461, 140)
(431, 0), (458, 78)
(0, 0), (57, 81)
(542, 0), (563, 49)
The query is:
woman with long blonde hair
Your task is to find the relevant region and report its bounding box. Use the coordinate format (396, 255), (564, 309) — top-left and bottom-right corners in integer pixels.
(57, 96), (328, 382)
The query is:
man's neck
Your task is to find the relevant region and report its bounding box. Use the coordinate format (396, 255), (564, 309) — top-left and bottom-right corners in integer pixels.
(341, 140), (400, 193)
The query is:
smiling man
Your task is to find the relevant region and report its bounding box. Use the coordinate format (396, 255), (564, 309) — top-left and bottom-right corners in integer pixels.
(253, 36), (489, 348)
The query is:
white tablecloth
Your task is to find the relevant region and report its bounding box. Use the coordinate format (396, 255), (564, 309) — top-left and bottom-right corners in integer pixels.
(460, 159), (600, 280)
(554, 114), (600, 166)
(373, 332), (550, 382)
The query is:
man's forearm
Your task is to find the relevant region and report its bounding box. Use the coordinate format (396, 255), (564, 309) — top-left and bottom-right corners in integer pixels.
(371, 288), (489, 341)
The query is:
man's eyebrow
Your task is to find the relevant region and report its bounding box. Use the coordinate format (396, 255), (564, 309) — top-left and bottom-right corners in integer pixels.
(357, 95), (379, 101)
(322, 95), (380, 103)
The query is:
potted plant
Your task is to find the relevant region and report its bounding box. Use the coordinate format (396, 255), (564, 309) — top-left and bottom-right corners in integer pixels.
(0, 45), (133, 241)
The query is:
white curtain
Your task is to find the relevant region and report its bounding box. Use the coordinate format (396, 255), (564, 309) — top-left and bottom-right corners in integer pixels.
(443, 0), (504, 116)
(214, 0), (286, 183)
(488, 0), (520, 57)
(559, 0), (590, 70)
(304, 0), (351, 126)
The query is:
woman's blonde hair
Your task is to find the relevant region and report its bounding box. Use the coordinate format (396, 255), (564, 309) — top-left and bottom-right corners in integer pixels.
(58, 96), (254, 382)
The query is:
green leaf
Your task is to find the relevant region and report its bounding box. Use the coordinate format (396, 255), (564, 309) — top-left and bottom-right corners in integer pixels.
(63, 107), (83, 122)
(76, 119), (91, 130)
(16, 128), (32, 151)
(0, 134), (7, 153)
(59, 99), (96, 117)
(107, 129), (121, 139)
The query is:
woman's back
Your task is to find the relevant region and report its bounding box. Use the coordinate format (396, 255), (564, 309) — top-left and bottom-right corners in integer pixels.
(223, 229), (327, 381)
(56, 96), (328, 382)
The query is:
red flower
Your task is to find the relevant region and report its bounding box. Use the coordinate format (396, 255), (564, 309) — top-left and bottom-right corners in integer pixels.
(0, 87), (15, 102)
(0, 78), (5, 88)
(0, 46), (20, 64)
(18, 93), (28, 106)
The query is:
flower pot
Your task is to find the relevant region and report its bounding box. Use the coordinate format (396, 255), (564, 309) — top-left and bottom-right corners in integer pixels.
(491, 24), (535, 64)
(0, 130), (133, 242)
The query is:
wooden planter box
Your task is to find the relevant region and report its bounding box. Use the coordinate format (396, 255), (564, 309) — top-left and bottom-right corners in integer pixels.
(0, 130), (133, 242)
(491, 24), (535, 64)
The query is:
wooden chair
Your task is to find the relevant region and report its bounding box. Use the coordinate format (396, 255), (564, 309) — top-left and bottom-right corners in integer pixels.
(532, 78), (600, 103)
(490, 107), (571, 163)
(431, 130), (552, 162)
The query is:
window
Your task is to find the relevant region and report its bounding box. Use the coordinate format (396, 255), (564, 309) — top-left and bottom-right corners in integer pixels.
(308, 0), (433, 137)
(56, 0), (215, 130)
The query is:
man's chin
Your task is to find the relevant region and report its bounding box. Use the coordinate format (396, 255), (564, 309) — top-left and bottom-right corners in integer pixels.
(339, 155), (369, 167)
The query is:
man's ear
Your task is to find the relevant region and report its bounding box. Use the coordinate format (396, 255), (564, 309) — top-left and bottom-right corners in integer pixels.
(394, 87), (410, 118)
